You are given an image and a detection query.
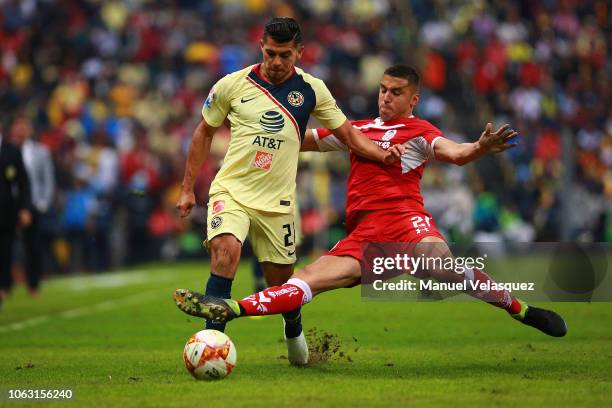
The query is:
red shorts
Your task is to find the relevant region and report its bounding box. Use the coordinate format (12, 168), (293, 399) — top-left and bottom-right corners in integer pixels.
(326, 209), (445, 262)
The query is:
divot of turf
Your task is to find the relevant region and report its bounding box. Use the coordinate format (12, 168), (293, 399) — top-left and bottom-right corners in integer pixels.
(306, 327), (352, 365)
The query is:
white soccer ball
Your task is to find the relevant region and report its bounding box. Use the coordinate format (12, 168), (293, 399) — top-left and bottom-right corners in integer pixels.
(183, 330), (237, 380)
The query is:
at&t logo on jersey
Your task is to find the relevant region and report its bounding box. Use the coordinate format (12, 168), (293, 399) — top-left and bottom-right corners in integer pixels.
(252, 135), (285, 150)
(287, 91), (304, 107)
(260, 111), (285, 133)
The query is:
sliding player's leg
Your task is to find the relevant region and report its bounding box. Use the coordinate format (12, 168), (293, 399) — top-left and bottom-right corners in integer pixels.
(174, 209), (397, 322)
(173, 255), (361, 322)
(241, 254), (361, 316)
(414, 236), (567, 337)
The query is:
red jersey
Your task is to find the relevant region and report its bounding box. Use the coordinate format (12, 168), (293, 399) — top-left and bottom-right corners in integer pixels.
(313, 116), (444, 223)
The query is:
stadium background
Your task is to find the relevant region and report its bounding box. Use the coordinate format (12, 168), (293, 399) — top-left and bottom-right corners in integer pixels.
(0, 0), (609, 273)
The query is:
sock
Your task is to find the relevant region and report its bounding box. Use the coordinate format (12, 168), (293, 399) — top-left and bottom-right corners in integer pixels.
(282, 307), (302, 339)
(239, 278), (312, 317)
(508, 298), (524, 315)
(252, 259), (266, 291)
(204, 273), (233, 332)
(464, 267), (520, 313)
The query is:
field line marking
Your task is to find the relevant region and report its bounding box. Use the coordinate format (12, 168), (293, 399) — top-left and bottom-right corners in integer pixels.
(0, 290), (160, 333)
(46, 269), (174, 292)
(0, 316), (50, 333)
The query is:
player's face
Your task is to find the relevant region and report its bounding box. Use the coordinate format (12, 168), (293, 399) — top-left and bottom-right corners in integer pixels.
(378, 75), (420, 122)
(260, 37), (303, 84)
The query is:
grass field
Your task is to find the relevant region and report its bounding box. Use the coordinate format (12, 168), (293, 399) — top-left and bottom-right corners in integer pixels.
(0, 262), (611, 407)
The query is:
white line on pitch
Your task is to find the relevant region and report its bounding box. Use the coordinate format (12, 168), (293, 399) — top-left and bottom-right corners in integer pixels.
(0, 316), (50, 333)
(0, 290), (159, 333)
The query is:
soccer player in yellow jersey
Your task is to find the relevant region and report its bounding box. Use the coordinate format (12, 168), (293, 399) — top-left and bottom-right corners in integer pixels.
(175, 17), (398, 365)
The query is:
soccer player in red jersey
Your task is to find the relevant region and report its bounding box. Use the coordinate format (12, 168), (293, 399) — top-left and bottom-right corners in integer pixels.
(174, 65), (567, 340)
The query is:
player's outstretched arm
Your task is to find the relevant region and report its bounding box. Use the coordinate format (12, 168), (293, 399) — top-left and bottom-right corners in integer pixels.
(301, 127), (405, 162)
(434, 123), (517, 166)
(176, 119), (219, 217)
(330, 120), (403, 163)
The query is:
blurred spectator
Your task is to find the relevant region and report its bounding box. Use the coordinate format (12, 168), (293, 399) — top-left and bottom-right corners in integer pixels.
(81, 129), (119, 271)
(0, 122), (31, 302)
(120, 128), (158, 265)
(61, 166), (97, 274)
(9, 116), (55, 294)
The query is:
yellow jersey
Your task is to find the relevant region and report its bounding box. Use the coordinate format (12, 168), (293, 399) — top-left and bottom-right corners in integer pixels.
(202, 64), (346, 214)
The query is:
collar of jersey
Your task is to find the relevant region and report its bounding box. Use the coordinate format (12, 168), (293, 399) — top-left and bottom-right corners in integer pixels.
(354, 116), (415, 131)
(251, 63), (297, 86)
(375, 116), (416, 126)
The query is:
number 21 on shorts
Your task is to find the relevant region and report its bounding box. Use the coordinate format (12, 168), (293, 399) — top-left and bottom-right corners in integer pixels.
(283, 223), (296, 256)
(410, 215), (431, 235)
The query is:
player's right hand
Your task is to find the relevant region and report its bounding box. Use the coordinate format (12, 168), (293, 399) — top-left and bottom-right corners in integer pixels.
(478, 123), (518, 154)
(176, 190), (196, 218)
(382, 143), (406, 164)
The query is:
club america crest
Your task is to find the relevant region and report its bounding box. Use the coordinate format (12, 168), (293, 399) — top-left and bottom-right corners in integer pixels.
(211, 215), (223, 229)
(287, 91), (304, 107)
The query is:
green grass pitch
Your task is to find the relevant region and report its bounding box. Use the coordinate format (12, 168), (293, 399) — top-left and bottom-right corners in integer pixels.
(0, 262), (610, 407)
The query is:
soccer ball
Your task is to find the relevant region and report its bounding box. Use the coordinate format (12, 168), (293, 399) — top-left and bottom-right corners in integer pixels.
(183, 330), (237, 380)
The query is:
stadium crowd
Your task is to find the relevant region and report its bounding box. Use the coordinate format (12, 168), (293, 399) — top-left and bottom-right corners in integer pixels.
(0, 0), (609, 275)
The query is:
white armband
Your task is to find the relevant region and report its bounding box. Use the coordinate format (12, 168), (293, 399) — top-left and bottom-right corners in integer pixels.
(312, 129), (349, 152)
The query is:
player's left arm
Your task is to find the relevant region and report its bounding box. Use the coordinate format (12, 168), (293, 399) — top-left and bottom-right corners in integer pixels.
(331, 121), (404, 163)
(300, 129), (321, 152)
(434, 123), (517, 166)
(331, 121), (383, 160)
(301, 127), (404, 165)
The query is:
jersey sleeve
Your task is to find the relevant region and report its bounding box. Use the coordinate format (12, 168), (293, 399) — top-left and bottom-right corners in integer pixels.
(409, 121), (445, 159)
(310, 79), (347, 131)
(201, 75), (233, 127)
(399, 122), (445, 173)
(312, 128), (348, 152)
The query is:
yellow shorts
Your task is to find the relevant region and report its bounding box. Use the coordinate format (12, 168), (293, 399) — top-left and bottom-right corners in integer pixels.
(205, 192), (297, 264)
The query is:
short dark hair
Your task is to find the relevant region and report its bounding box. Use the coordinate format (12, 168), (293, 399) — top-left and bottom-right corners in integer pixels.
(384, 65), (420, 89)
(263, 17), (302, 45)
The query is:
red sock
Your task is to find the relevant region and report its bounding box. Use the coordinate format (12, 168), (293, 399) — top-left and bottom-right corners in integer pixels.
(238, 283), (305, 316)
(467, 268), (519, 313)
(507, 297), (523, 314)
